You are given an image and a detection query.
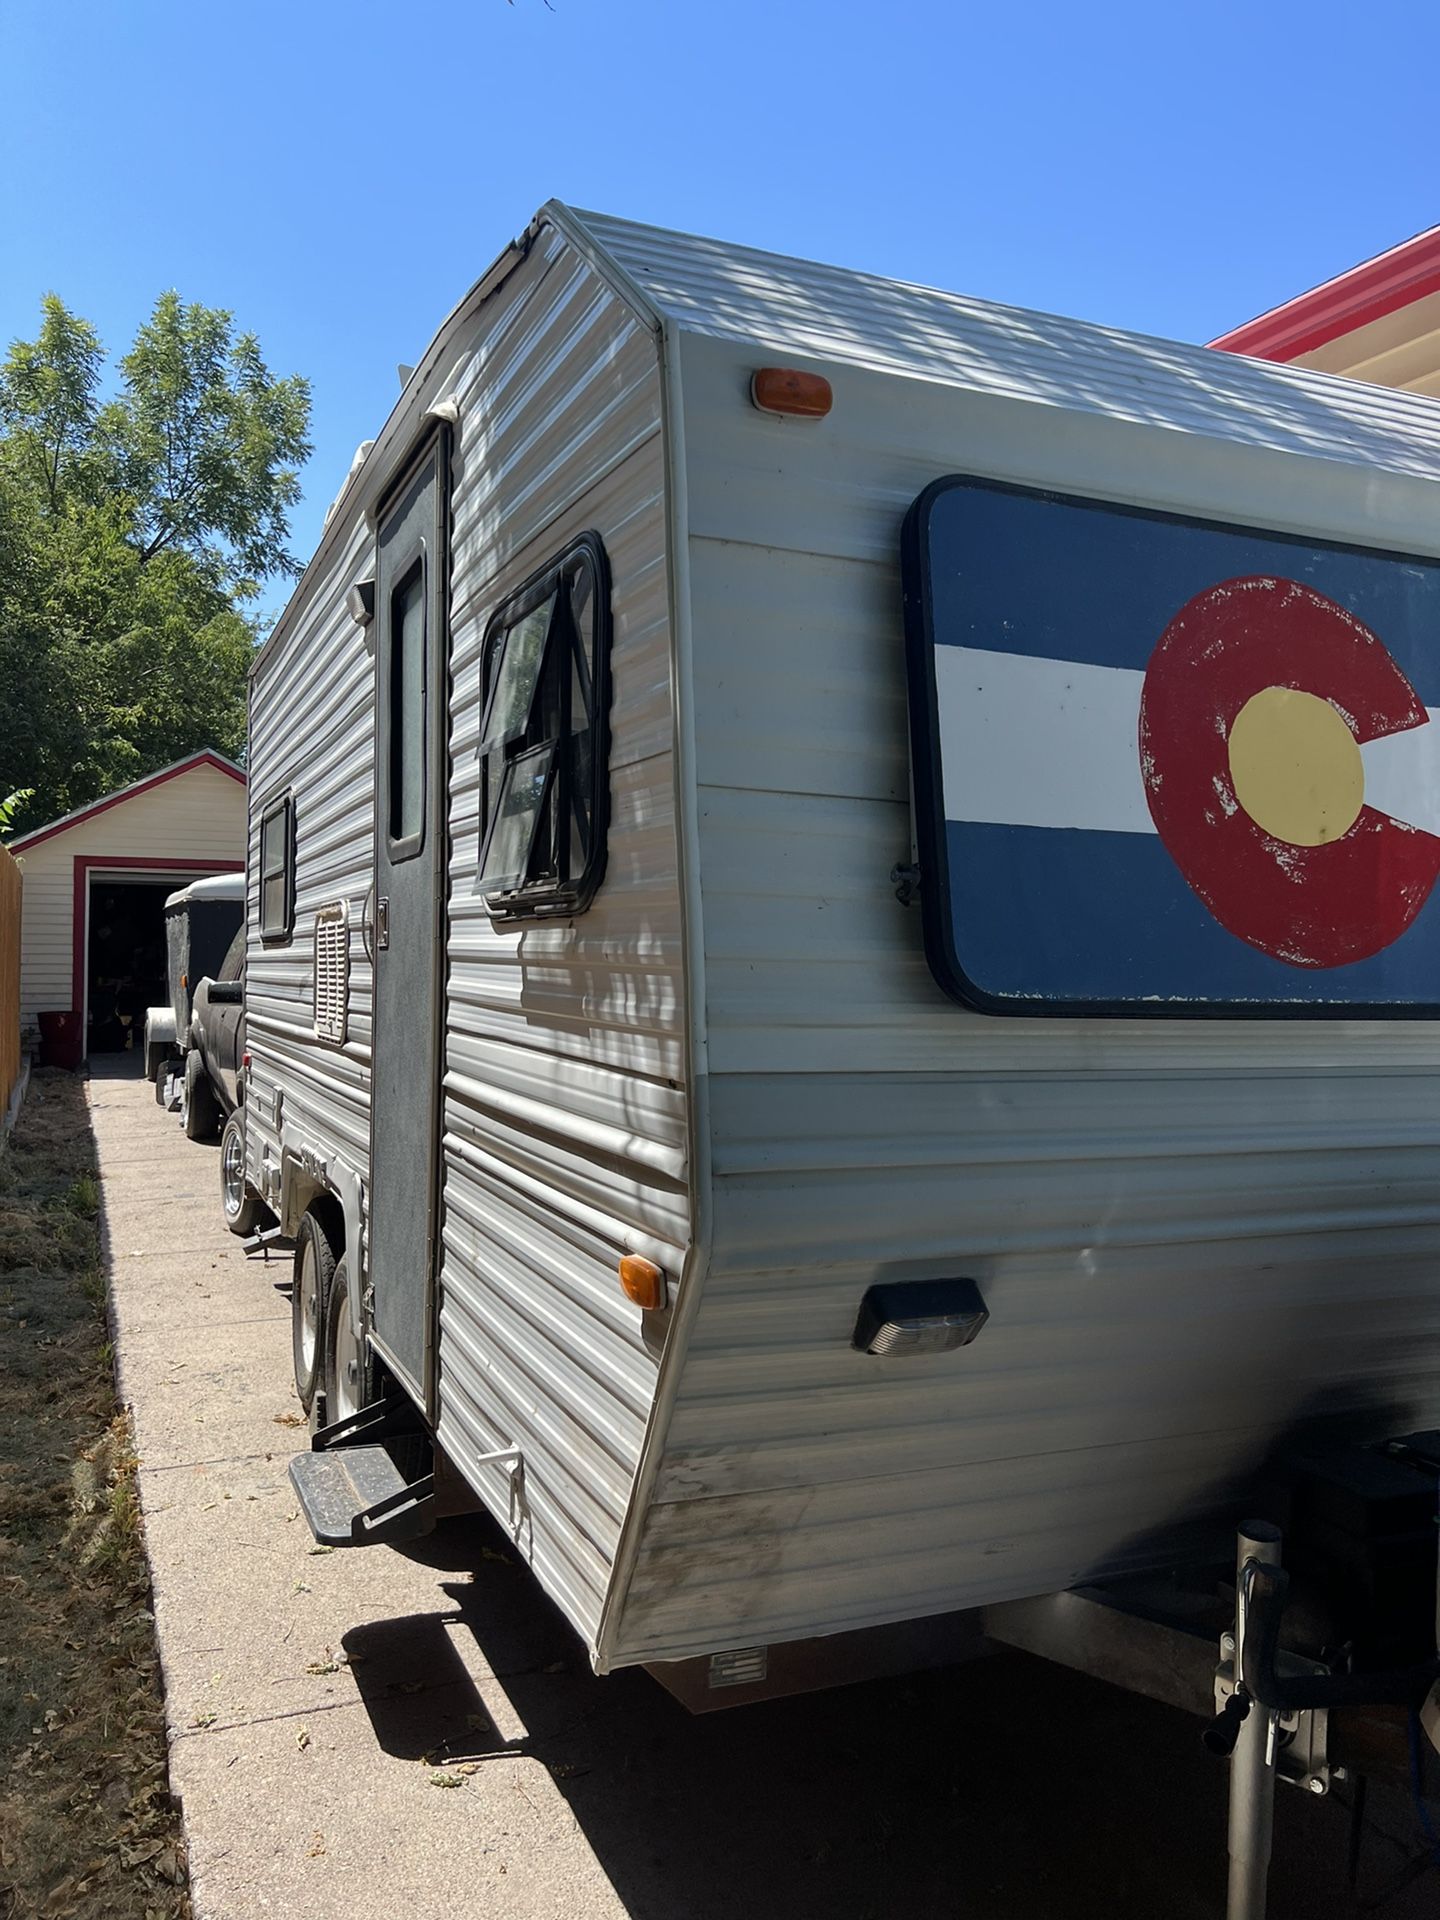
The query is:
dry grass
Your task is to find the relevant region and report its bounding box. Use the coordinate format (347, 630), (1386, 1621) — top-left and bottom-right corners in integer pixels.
(0, 1070), (189, 1920)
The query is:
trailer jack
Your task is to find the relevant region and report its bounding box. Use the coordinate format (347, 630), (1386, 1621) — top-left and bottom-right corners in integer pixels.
(240, 1223), (288, 1259)
(1208, 1520), (1440, 1920)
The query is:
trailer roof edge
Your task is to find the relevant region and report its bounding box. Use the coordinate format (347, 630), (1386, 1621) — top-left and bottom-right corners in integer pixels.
(252, 218), (544, 679)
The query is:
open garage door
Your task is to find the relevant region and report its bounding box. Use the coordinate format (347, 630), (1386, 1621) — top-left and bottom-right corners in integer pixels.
(85, 877), (174, 1056)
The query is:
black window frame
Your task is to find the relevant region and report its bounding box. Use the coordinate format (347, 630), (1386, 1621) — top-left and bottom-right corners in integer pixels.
(381, 536), (430, 867)
(477, 532), (612, 924)
(258, 791), (295, 944)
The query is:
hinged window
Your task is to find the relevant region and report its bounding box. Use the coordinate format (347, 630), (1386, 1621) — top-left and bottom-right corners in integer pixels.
(477, 533), (612, 922)
(259, 793), (294, 942)
(313, 902), (349, 1045)
(386, 556), (428, 859)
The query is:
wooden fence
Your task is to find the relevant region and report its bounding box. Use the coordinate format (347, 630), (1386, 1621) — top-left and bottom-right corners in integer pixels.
(0, 845), (20, 1114)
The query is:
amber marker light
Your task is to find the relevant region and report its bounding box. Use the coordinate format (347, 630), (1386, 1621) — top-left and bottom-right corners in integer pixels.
(750, 367), (833, 419)
(619, 1254), (666, 1311)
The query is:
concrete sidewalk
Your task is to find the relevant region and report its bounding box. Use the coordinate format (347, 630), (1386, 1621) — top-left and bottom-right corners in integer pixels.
(89, 1056), (1433, 1920)
(94, 1057), (624, 1920)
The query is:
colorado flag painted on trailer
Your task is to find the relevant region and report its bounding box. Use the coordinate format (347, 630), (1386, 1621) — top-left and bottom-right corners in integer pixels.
(901, 477), (1440, 1014)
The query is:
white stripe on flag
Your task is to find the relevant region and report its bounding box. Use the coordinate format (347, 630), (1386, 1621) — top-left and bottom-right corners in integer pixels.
(932, 644), (1440, 837)
(934, 645), (1152, 834)
(1356, 723), (1440, 838)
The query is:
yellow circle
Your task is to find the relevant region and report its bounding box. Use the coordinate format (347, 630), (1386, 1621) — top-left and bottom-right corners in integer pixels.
(1227, 687), (1364, 847)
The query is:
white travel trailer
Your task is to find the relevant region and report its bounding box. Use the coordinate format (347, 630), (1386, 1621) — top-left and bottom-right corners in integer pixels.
(244, 209), (1440, 1841)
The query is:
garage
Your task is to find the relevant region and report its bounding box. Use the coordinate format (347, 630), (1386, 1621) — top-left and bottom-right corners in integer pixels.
(10, 751), (247, 1065)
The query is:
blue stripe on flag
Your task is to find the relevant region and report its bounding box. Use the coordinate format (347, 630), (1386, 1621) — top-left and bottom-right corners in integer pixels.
(947, 821), (1440, 1006)
(925, 485), (1440, 704)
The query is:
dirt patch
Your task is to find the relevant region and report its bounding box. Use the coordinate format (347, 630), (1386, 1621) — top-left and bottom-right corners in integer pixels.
(0, 1070), (189, 1920)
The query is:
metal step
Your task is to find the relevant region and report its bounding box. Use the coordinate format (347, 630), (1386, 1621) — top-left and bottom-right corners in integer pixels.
(241, 1225), (288, 1257)
(289, 1442), (436, 1547)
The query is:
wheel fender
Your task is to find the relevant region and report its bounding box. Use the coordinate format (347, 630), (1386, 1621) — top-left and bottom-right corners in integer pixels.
(144, 1007), (176, 1050)
(278, 1131), (365, 1347)
(328, 1161), (366, 1347)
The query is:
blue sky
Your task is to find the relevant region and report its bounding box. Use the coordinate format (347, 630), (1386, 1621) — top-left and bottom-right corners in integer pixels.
(3, 0), (1436, 622)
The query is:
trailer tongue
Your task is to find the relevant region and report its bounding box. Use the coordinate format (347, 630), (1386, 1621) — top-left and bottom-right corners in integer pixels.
(987, 1435), (1440, 1917)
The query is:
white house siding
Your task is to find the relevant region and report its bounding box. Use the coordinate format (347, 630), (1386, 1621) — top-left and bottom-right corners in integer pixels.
(436, 226), (684, 1651)
(602, 323), (1440, 1665)
(15, 762), (245, 1033)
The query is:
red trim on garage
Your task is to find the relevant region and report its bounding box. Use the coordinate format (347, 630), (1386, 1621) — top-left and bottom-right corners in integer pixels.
(71, 856), (244, 1059)
(11, 751), (246, 853)
(1210, 227), (1440, 362)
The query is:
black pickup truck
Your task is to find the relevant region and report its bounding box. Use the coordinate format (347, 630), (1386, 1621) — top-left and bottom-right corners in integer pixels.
(181, 928), (271, 1237)
(182, 926), (245, 1142)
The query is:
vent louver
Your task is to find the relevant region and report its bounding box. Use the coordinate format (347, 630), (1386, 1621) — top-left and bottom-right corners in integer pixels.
(313, 903), (350, 1045)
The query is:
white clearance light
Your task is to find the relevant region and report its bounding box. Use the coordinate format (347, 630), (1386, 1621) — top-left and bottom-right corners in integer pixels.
(853, 1278), (989, 1357)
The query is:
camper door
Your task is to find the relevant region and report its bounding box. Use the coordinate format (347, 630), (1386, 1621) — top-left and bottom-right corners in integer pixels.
(368, 431), (450, 1404)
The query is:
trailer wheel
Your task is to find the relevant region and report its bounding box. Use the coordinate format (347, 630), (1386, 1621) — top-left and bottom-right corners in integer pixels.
(154, 1059), (174, 1104)
(182, 1051), (219, 1142)
(291, 1210), (336, 1414)
(319, 1256), (374, 1430)
(219, 1114), (269, 1238)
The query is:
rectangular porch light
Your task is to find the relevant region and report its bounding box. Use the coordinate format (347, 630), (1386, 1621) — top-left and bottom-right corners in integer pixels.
(853, 1278), (989, 1356)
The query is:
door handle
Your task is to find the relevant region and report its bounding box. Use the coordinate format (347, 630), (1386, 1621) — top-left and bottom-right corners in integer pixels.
(376, 896), (390, 951)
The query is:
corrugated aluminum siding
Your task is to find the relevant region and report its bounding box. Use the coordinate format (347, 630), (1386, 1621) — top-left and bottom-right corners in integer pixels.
(603, 316), (1440, 1665)
(249, 217), (685, 1660)
(435, 227), (683, 1649)
(572, 208), (1440, 477)
(246, 508), (377, 1199)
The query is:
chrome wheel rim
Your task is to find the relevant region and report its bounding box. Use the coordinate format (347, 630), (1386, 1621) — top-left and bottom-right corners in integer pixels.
(297, 1242), (321, 1379)
(328, 1286), (362, 1421)
(221, 1128), (245, 1218)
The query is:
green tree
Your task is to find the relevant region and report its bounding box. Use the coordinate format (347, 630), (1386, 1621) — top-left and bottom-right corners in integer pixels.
(101, 292), (310, 593)
(0, 293), (310, 831)
(0, 295), (104, 512)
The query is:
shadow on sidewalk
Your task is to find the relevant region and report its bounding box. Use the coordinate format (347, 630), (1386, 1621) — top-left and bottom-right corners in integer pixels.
(87, 1052), (148, 1079)
(334, 1510), (1434, 1920)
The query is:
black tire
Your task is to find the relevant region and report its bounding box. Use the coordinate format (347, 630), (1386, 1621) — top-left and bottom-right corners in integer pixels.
(317, 1255), (375, 1433)
(219, 1113), (267, 1238)
(182, 1050), (219, 1142)
(154, 1060), (172, 1105)
(292, 1209), (339, 1413)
